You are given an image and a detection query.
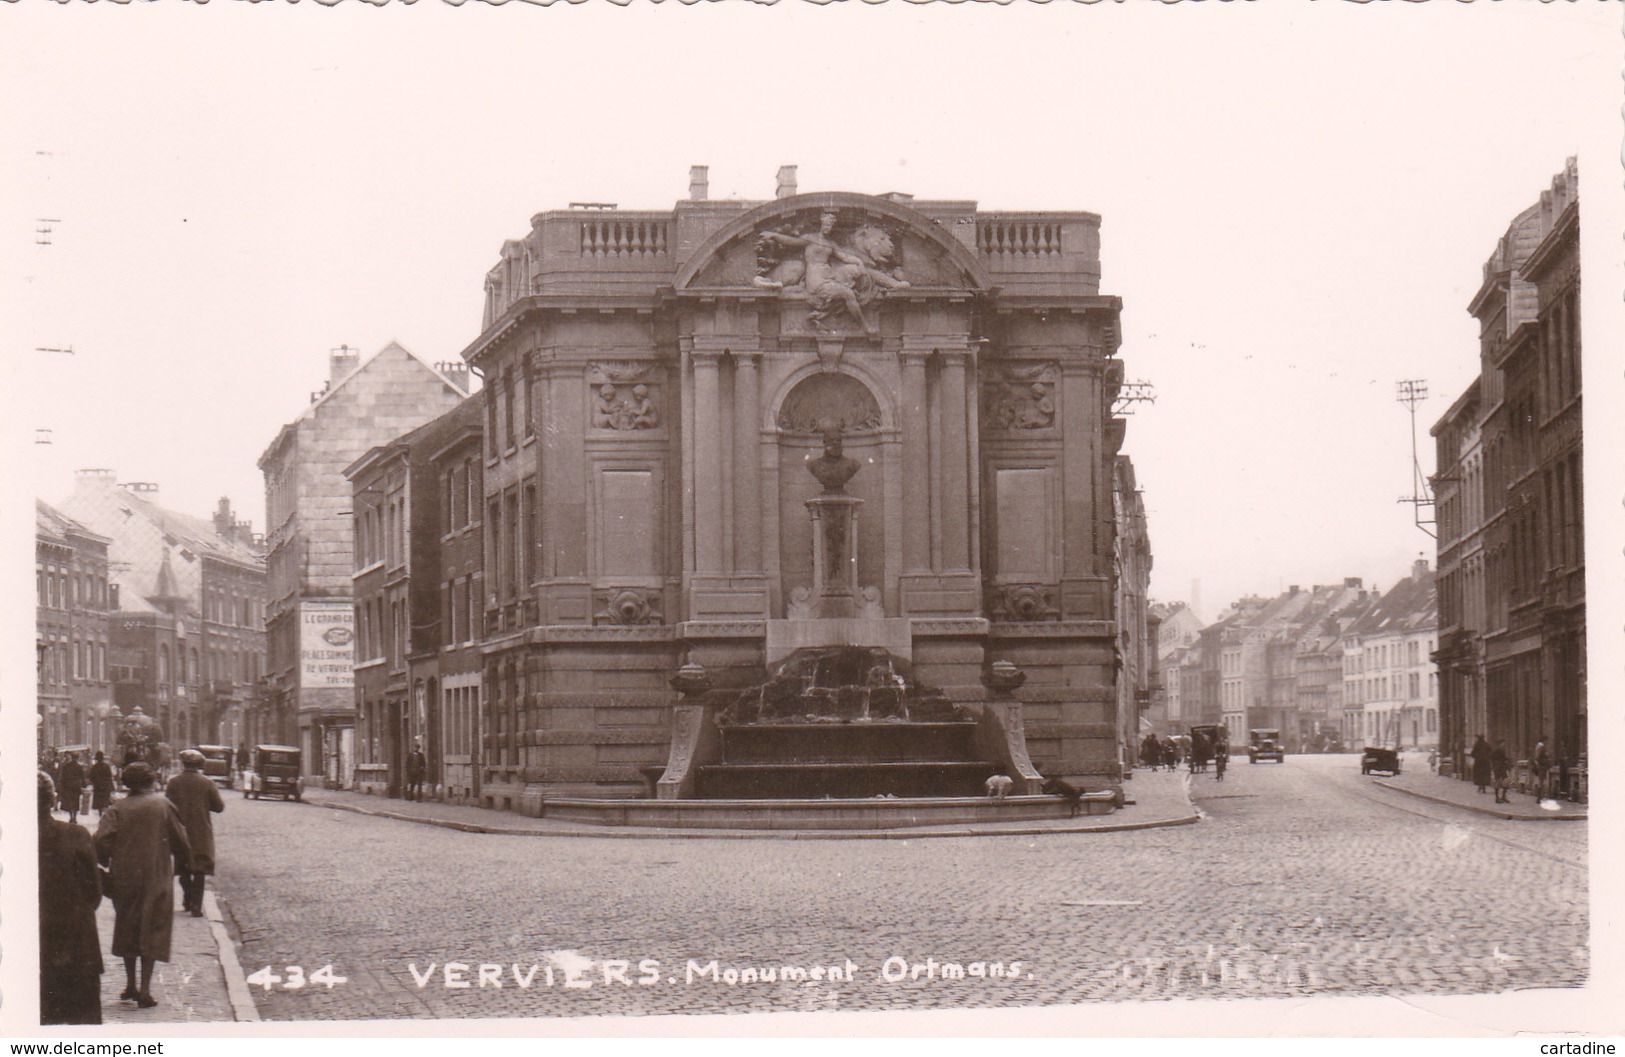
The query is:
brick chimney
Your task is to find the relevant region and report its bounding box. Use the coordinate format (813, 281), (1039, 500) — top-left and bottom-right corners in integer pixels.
(330, 344), (360, 384)
(775, 165), (798, 199)
(75, 468), (117, 496)
(435, 360), (472, 394)
(1343, 577), (1363, 589)
(689, 165), (709, 202)
(214, 497), (235, 537)
(1412, 558), (1430, 580)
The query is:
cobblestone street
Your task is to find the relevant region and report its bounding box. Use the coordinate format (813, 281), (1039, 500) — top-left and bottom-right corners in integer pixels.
(213, 755), (1586, 1022)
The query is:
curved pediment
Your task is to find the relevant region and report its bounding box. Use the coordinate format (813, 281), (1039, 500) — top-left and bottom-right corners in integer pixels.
(674, 192), (990, 296)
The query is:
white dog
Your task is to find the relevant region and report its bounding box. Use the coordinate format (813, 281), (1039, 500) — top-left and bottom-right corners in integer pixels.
(984, 774), (1014, 799)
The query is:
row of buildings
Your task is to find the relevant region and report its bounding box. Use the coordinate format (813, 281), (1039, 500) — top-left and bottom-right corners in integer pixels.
(36, 481), (267, 762)
(1153, 562), (1439, 753)
(1431, 158), (1585, 780)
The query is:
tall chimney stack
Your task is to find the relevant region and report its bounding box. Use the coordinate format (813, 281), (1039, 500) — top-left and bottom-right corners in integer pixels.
(689, 165), (709, 202)
(775, 165), (798, 199)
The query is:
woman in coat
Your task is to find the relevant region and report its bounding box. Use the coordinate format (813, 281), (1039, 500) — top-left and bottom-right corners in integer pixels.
(39, 771), (103, 1025)
(1470, 735), (1492, 794)
(94, 762), (190, 1009)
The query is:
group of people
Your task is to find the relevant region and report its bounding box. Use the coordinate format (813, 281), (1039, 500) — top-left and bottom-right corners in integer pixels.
(1137, 733), (1185, 772)
(1468, 734), (1568, 804)
(1138, 732), (1228, 780)
(41, 750), (117, 826)
(38, 748), (225, 1024)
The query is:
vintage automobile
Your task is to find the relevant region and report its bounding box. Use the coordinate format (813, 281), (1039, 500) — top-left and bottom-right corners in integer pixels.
(1248, 728), (1285, 764)
(1361, 746), (1402, 776)
(243, 744), (304, 801)
(193, 744), (235, 788)
(1187, 724), (1229, 771)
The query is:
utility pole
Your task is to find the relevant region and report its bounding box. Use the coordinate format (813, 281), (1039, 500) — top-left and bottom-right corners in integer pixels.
(1395, 379), (1435, 538)
(1113, 380), (1157, 416)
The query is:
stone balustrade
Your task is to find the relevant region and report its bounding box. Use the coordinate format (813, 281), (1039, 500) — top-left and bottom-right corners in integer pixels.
(579, 217), (669, 258)
(977, 216), (1065, 258)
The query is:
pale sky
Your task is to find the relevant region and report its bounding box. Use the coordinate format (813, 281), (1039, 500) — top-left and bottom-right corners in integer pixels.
(3, 2), (1618, 619)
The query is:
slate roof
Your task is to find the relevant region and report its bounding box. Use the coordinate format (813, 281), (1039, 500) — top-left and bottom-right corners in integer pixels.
(1350, 570), (1437, 638)
(36, 499), (97, 543)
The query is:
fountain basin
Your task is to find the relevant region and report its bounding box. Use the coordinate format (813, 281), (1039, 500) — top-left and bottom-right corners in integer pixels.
(538, 793), (1118, 830)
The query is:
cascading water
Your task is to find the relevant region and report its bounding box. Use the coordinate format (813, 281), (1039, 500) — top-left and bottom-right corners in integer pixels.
(697, 646), (994, 798)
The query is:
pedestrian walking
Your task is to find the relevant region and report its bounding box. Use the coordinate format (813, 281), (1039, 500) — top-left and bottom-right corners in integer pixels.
(1533, 739), (1552, 800)
(58, 753), (86, 825)
(88, 752), (115, 816)
(1470, 735), (1492, 794)
(95, 762), (190, 1009)
(405, 740), (428, 802)
(1214, 743), (1228, 781)
(166, 749), (224, 917)
(39, 771), (104, 1026)
(1490, 741), (1511, 804)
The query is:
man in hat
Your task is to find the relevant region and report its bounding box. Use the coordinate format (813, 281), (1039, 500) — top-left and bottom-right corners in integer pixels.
(58, 752), (86, 825)
(165, 750), (224, 917)
(404, 739), (428, 802)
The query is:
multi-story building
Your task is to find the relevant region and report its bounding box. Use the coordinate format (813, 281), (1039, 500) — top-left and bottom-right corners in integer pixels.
(259, 344), (469, 783)
(422, 167), (1138, 810)
(1432, 380), (1486, 775)
(427, 399), (486, 803)
(1341, 561), (1438, 750)
(1435, 159), (1583, 787)
(345, 392), (485, 799)
(58, 473), (265, 752)
(1113, 456), (1155, 769)
(36, 501), (114, 753)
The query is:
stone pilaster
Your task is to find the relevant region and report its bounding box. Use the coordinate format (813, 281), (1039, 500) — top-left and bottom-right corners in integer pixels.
(690, 348), (724, 574)
(732, 351), (763, 573)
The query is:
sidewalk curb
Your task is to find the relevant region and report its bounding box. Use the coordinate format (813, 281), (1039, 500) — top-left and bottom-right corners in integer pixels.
(303, 794), (1202, 840)
(203, 890), (261, 1022)
(1370, 779), (1587, 822)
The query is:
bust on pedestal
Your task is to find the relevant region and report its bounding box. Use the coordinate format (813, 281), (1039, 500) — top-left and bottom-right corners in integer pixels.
(805, 432), (863, 619)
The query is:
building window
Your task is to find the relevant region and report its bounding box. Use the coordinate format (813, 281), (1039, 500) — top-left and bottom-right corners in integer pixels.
(488, 499), (503, 601)
(523, 482), (538, 586)
(522, 355), (534, 440)
(486, 389), (498, 459)
(506, 492), (521, 600)
(502, 369), (515, 451)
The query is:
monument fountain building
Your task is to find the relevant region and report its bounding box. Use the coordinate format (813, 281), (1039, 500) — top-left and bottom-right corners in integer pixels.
(455, 168), (1137, 818)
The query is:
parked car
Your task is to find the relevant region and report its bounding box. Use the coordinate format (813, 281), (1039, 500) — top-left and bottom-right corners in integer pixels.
(243, 744), (304, 801)
(1361, 746), (1402, 776)
(193, 744), (235, 788)
(1248, 728), (1285, 764)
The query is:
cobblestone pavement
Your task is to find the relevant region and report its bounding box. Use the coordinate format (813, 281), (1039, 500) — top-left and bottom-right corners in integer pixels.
(212, 755), (1587, 1022)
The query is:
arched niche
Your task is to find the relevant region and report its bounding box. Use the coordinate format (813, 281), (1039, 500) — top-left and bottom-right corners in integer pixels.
(773, 372), (888, 613)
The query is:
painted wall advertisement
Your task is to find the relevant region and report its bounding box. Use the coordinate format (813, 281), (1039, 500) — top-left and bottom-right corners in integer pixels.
(300, 601), (356, 690)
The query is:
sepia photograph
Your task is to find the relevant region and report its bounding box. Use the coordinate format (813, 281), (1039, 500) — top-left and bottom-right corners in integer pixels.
(2, 0), (1620, 1042)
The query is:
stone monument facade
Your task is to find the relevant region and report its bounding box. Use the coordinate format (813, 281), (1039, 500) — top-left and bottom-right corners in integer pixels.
(463, 177), (1131, 806)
